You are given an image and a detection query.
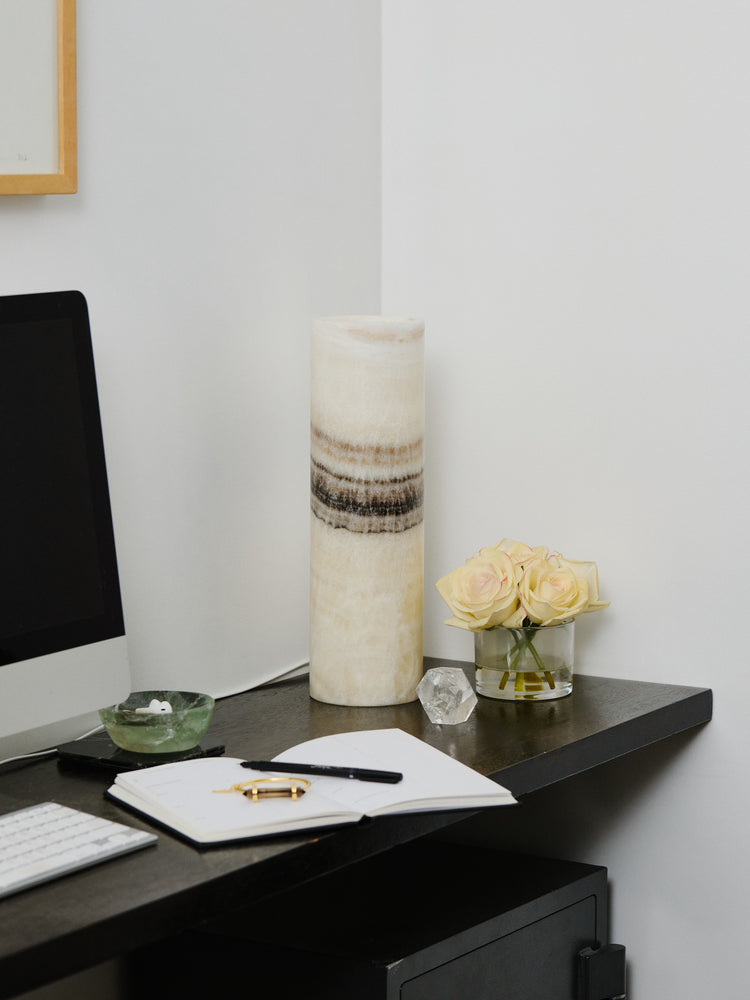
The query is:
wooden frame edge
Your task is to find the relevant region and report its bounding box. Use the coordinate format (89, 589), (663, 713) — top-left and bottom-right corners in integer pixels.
(0, 0), (77, 196)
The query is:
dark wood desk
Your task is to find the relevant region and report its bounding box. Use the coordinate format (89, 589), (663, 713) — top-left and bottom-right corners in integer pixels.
(0, 660), (712, 999)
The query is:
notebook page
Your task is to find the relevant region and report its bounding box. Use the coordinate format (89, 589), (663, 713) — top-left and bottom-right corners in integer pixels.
(275, 729), (515, 816)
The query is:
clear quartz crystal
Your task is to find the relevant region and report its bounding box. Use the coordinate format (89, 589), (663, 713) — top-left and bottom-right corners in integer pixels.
(417, 667), (477, 725)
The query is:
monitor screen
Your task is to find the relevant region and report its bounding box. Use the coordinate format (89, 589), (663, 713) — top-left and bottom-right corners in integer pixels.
(0, 291), (130, 760)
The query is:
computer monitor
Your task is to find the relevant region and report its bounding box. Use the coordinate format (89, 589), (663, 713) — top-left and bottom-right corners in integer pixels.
(0, 290), (131, 761)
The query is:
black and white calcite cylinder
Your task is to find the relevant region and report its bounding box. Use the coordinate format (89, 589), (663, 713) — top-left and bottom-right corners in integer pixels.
(310, 316), (424, 705)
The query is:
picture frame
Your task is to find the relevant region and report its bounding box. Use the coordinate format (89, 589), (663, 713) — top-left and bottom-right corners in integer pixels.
(0, 0), (77, 195)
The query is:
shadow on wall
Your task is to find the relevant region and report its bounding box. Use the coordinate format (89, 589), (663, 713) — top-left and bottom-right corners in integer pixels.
(436, 725), (706, 859)
(435, 728), (708, 999)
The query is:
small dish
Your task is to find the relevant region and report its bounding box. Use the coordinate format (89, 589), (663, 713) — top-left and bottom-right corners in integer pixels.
(99, 690), (215, 754)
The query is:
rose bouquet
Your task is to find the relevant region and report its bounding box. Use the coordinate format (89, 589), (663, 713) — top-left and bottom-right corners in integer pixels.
(436, 539), (608, 699)
(436, 538), (608, 630)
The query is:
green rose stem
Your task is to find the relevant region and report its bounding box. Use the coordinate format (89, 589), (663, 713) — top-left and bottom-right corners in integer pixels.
(501, 627), (557, 693)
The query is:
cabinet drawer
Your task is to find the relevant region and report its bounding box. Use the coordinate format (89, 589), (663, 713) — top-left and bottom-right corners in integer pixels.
(402, 895), (598, 1000)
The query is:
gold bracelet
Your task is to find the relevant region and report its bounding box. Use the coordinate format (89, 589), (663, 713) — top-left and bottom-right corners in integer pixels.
(213, 776), (311, 801)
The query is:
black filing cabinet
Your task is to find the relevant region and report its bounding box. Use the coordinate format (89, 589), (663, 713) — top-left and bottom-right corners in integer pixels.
(167, 840), (614, 999)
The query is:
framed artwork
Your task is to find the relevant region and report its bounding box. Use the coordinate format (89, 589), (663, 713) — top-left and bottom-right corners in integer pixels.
(0, 0), (76, 194)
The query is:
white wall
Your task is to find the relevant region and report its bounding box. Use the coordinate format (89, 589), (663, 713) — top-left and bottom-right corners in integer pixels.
(0, 1), (381, 699)
(383, 2), (747, 997)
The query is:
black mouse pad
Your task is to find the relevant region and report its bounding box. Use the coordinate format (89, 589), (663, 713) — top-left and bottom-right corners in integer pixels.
(56, 731), (225, 771)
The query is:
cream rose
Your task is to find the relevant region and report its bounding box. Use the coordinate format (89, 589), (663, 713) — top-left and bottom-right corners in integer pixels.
(557, 557), (609, 613)
(491, 539), (547, 582)
(436, 547), (522, 630)
(494, 538), (546, 566)
(518, 554), (608, 625)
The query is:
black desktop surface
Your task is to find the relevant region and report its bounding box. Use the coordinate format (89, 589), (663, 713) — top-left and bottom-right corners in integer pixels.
(0, 660), (711, 999)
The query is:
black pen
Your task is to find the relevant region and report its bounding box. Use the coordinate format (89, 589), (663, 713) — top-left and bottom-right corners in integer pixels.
(241, 760), (403, 784)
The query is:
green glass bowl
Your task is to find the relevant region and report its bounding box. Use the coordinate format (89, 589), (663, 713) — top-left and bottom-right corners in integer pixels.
(98, 690), (215, 754)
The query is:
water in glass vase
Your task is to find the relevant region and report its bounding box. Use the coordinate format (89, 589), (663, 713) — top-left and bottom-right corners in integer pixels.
(474, 620), (574, 701)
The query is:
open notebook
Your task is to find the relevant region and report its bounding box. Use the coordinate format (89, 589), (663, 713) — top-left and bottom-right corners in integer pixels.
(106, 728), (516, 845)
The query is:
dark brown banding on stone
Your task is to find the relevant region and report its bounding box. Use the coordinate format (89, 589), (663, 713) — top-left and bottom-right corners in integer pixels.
(310, 425), (424, 533)
(311, 426), (423, 471)
(310, 461), (424, 534)
(310, 457), (422, 491)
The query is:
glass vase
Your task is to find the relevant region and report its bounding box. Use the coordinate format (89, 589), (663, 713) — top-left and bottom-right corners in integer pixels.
(474, 620), (574, 701)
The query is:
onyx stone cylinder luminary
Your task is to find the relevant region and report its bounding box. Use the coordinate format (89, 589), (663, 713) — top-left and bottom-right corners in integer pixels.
(309, 316), (424, 706)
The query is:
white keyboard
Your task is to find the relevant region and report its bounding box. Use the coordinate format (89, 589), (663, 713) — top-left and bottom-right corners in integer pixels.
(0, 801), (157, 899)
